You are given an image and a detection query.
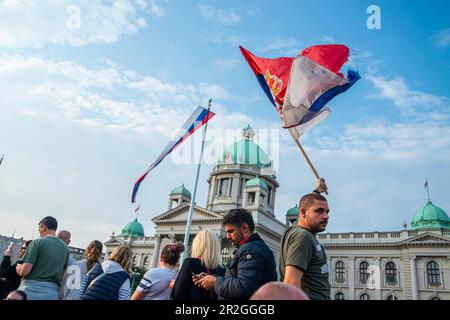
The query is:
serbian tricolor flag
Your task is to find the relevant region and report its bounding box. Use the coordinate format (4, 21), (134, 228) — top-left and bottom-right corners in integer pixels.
(240, 44), (360, 137)
(131, 106), (215, 203)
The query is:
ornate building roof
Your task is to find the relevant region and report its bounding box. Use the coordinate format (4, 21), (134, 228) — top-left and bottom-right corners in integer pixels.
(170, 183), (191, 197)
(219, 125), (271, 167)
(120, 218), (145, 238)
(287, 204), (299, 216)
(245, 175), (269, 190)
(410, 200), (450, 230)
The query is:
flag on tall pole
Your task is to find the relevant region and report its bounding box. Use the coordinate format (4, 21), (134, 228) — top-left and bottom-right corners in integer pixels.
(424, 178), (430, 201)
(131, 106), (215, 203)
(180, 99), (213, 265)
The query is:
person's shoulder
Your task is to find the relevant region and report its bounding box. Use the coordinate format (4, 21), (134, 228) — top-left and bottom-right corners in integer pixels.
(287, 226), (315, 243)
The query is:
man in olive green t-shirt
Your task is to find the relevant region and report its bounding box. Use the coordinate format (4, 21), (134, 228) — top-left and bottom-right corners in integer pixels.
(280, 178), (331, 300)
(16, 216), (69, 300)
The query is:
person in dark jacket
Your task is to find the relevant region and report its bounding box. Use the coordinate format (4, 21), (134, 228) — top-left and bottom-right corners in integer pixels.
(171, 230), (225, 300)
(0, 240), (31, 298)
(80, 245), (132, 300)
(194, 208), (277, 299)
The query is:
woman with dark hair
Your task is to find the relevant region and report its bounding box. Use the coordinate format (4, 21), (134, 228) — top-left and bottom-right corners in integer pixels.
(60, 240), (103, 300)
(130, 242), (184, 300)
(0, 240), (32, 298)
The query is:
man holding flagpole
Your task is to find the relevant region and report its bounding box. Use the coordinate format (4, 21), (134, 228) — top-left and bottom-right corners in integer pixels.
(279, 179), (330, 300)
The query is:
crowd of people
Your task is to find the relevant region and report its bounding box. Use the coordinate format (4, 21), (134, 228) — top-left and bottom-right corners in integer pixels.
(1, 179), (330, 301)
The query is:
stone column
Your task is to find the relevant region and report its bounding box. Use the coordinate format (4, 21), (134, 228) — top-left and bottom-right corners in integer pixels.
(374, 257), (382, 300)
(328, 257), (332, 284)
(348, 257), (355, 300)
(207, 176), (216, 210)
(151, 235), (162, 268)
(410, 255), (419, 300)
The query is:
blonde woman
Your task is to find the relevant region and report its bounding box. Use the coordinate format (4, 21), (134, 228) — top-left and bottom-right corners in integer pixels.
(80, 245), (132, 300)
(60, 240), (103, 300)
(171, 230), (225, 300)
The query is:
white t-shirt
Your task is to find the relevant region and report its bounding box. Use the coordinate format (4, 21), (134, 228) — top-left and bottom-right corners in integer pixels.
(136, 267), (177, 300)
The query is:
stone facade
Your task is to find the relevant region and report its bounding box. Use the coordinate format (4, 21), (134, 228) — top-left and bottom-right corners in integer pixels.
(319, 228), (450, 300)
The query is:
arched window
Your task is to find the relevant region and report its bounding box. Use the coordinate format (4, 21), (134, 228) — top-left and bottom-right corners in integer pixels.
(426, 261), (441, 286)
(386, 293), (398, 300)
(360, 293), (371, 300)
(359, 261), (370, 284)
(335, 292), (345, 300)
(335, 260), (345, 283)
(385, 261), (397, 285)
(430, 296), (440, 300)
(143, 256), (150, 269)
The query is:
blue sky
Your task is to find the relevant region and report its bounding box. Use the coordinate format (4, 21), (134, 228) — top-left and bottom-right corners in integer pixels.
(0, 0), (449, 248)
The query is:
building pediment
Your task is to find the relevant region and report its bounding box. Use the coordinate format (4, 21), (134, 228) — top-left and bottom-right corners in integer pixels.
(104, 237), (126, 246)
(152, 203), (223, 224)
(400, 232), (450, 246)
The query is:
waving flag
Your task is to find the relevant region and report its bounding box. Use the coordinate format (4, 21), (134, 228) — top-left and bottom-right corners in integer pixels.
(131, 106), (215, 203)
(239, 46), (293, 121)
(283, 45), (360, 129)
(240, 44), (360, 137)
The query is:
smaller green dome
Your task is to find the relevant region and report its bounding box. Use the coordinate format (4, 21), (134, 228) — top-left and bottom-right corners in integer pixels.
(170, 183), (191, 197)
(121, 218), (145, 238)
(410, 200), (450, 230)
(287, 205), (299, 216)
(245, 175), (268, 190)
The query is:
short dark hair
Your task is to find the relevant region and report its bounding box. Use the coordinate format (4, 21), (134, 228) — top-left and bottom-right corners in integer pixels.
(299, 193), (328, 211)
(222, 208), (255, 232)
(38, 216), (58, 231)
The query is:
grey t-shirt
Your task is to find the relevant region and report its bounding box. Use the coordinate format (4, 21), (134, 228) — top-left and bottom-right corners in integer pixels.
(136, 267), (177, 300)
(280, 226), (330, 300)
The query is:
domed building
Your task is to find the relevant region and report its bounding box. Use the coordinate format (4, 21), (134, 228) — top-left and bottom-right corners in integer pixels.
(301, 197), (450, 300)
(105, 126), (286, 271)
(410, 201), (450, 230)
(120, 218), (145, 238)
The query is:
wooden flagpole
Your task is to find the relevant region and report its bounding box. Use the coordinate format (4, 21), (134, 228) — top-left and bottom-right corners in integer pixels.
(289, 128), (328, 194)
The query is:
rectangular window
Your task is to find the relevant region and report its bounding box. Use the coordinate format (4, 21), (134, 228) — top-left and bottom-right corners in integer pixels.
(267, 186), (272, 205)
(239, 178), (249, 197)
(247, 192), (255, 206)
(218, 178), (230, 197)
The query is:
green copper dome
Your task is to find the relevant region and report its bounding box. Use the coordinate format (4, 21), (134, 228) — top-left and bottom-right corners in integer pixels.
(287, 205), (299, 216)
(219, 125), (271, 167)
(410, 200), (450, 230)
(245, 175), (268, 190)
(121, 218), (145, 238)
(170, 183), (191, 197)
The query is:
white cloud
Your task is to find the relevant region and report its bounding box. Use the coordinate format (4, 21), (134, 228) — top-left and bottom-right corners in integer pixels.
(256, 38), (300, 55)
(366, 74), (450, 122)
(197, 4), (241, 26)
(215, 57), (242, 69)
(0, 53), (233, 136)
(432, 28), (450, 48)
(0, 0), (165, 49)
